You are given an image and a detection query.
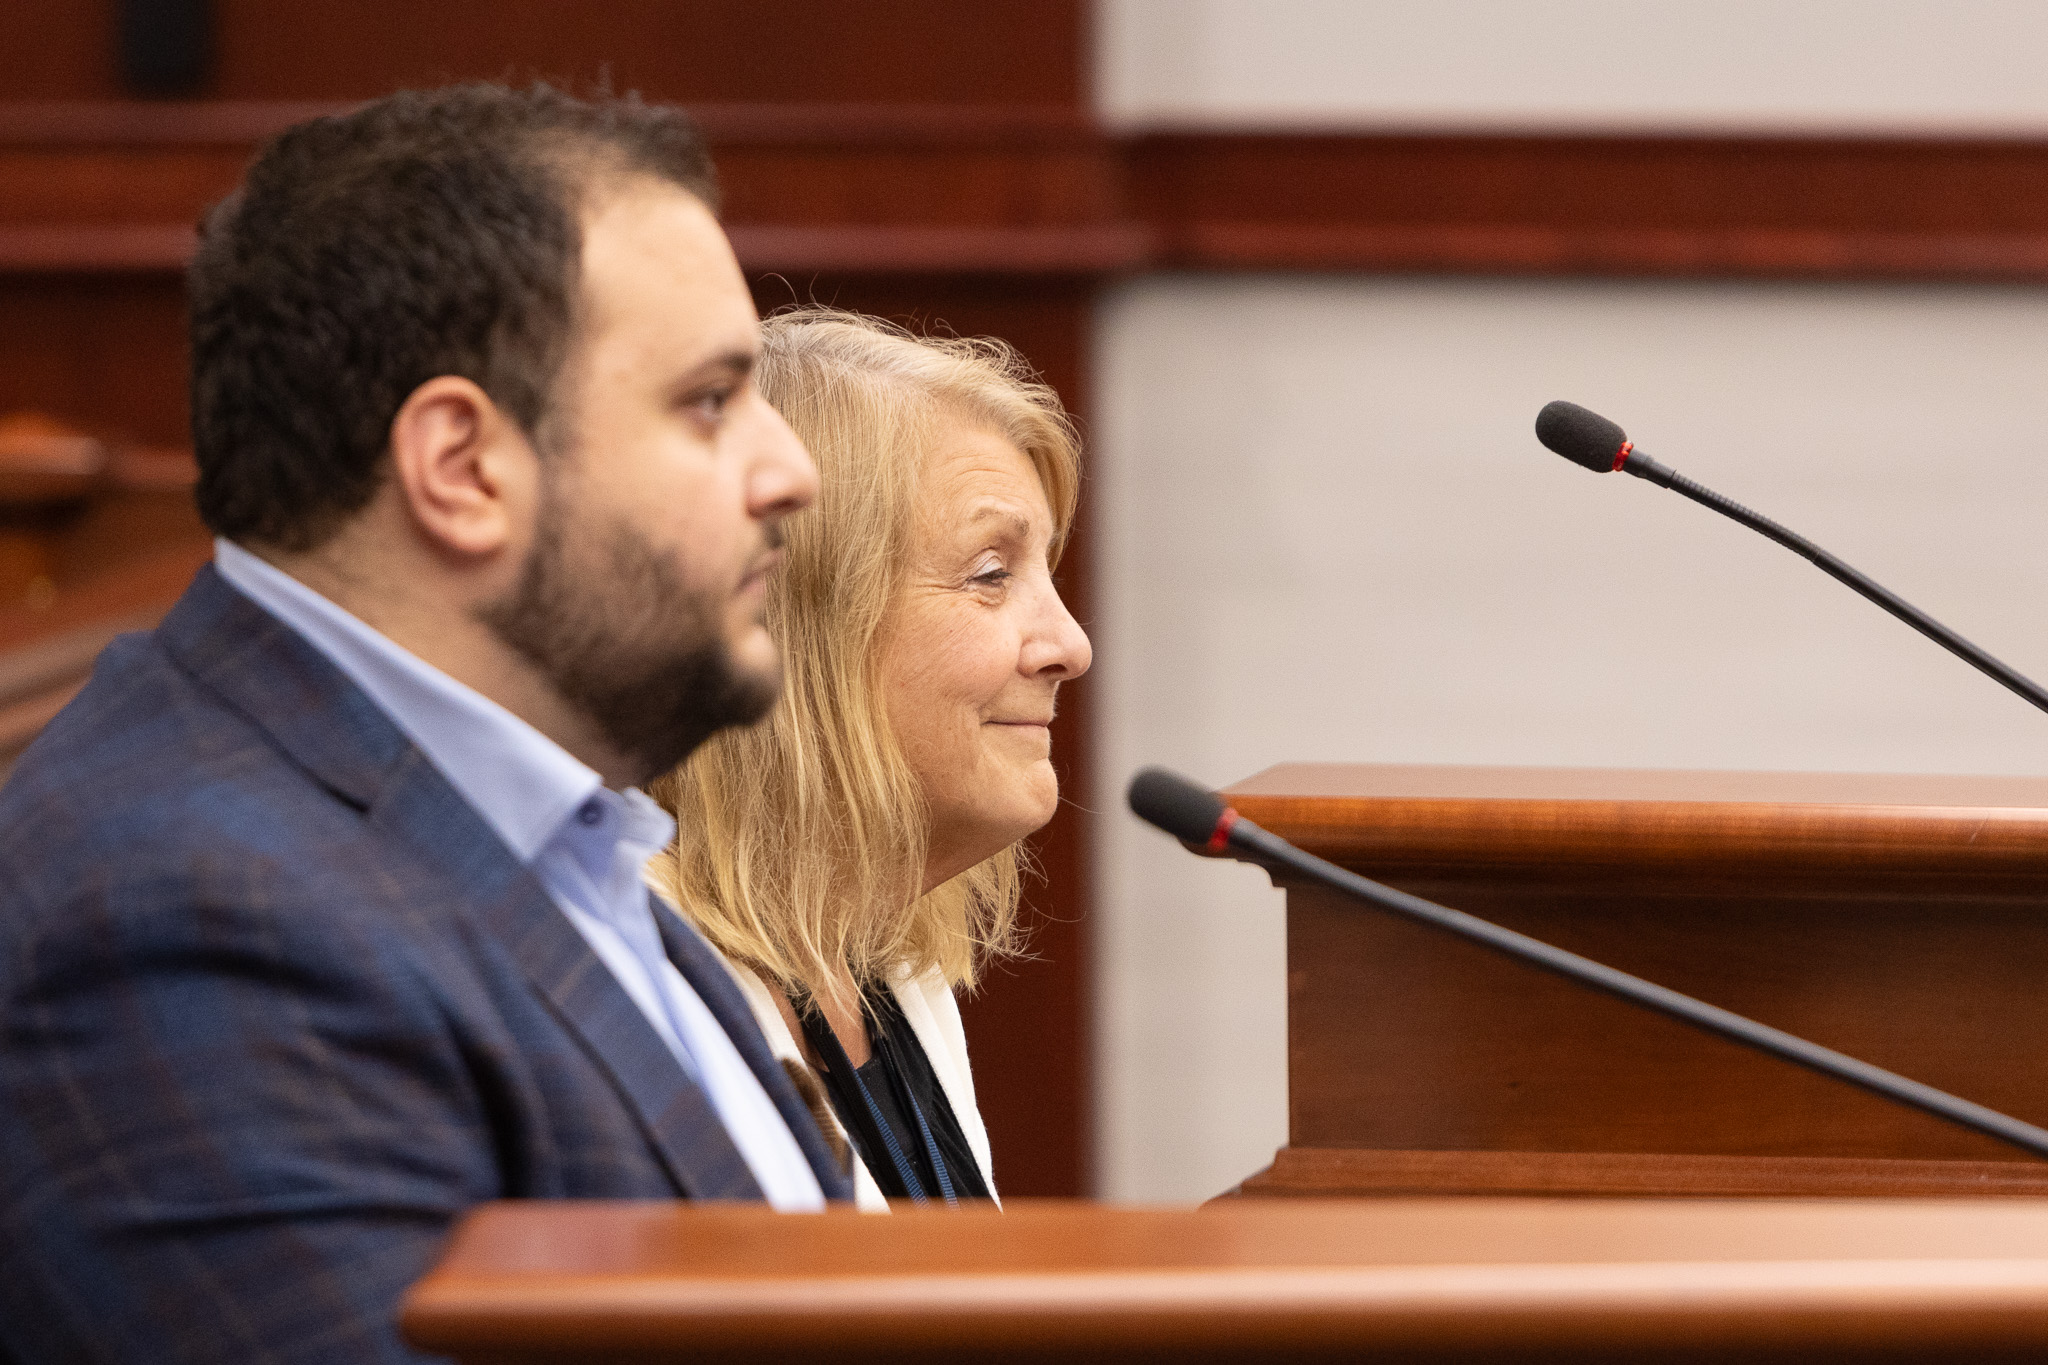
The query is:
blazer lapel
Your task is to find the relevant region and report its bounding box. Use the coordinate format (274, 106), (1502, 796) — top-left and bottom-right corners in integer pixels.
(159, 566), (764, 1201)
(656, 906), (856, 1202)
(376, 757), (765, 1200)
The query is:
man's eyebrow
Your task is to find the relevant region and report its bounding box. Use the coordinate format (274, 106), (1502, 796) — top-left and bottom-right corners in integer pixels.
(679, 348), (756, 383)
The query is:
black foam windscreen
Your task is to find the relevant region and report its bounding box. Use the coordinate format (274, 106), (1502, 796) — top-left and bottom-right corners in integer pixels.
(1127, 767), (1228, 845)
(1535, 400), (1630, 473)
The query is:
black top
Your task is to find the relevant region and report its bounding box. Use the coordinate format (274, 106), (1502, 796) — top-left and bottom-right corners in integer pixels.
(797, 987), (991, 1205)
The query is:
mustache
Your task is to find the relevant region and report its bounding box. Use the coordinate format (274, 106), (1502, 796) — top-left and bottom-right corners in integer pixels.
(743, 523), (787, 584)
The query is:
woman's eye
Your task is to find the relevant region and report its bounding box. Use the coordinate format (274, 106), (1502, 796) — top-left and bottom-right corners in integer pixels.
(971, 567), (1012, 588)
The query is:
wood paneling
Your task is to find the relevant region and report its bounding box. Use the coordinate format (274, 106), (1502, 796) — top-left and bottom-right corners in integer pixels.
(709, 105), (1146, 279)
(1130, 131), (2048, 278)
(2, 1), (1085, 106)
(26, 105), (2048, 282)
(402, 1198), (2048, 1363)
(0, 103), (1147, 276)
(0, 275), (190, 441)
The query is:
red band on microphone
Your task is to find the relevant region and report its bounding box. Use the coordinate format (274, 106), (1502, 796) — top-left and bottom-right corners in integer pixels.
(1612, 440), (1633, 473)
(1205, 808), (1240, 854)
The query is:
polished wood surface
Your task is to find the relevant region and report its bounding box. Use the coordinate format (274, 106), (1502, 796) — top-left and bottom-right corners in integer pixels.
(1226, 762), (2048, 885)
(402, 1198), (2048, 1363)
(1222, 763), (2048, 1196)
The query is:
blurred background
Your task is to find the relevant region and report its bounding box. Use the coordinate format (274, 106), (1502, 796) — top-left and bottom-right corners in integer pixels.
(9, 0), (2048, 1205)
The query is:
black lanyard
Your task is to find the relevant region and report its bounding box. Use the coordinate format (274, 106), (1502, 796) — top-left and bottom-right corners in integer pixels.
(802, 998), (958, 1207)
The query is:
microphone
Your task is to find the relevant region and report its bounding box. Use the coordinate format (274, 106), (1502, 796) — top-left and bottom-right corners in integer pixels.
(1535, 400), (2048, 718)
(1129, 765), (2048, 1162)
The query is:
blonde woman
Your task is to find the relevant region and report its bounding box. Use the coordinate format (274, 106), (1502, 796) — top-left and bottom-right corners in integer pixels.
(649, 308), (1091, 1208)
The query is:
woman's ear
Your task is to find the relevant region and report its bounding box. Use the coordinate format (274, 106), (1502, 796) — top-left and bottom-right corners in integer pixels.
(386, 375), (539, 560)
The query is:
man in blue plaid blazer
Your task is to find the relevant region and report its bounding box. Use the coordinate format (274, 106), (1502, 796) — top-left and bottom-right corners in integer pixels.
(0, 86), (850, 1363)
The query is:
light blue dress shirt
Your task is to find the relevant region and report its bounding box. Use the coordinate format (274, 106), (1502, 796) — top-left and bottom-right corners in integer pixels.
(213, 538), (824, 1211)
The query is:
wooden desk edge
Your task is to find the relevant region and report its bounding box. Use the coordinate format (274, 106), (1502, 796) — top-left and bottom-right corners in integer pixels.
(401, 1200), (2048, 1356)
(1221, 764), (2048, 880)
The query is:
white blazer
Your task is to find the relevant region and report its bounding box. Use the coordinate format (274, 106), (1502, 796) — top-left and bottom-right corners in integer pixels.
(712, 950), (999, 1211)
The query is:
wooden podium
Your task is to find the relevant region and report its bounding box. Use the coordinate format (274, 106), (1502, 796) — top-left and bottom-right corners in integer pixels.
(1221, 764), (2048, 1200)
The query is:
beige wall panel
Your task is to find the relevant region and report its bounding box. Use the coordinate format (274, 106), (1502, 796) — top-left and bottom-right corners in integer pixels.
(1092, 275), (2048, 1201)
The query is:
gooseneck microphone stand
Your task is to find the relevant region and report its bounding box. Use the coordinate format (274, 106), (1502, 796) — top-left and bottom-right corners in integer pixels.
(1535, 399), (2048, 718)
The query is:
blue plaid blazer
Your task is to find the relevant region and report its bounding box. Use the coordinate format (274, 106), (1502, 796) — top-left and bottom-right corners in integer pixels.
(0, 566), (852, 1364)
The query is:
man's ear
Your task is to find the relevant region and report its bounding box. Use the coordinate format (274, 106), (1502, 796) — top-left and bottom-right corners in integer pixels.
(386, 376), (538, 559)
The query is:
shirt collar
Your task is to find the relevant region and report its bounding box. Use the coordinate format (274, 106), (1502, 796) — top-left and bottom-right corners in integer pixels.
(212, 537), (617, 865)
(547, 782), (680, 893)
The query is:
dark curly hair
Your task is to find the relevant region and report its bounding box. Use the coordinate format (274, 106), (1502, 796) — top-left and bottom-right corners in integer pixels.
(189, 83), (719, 551)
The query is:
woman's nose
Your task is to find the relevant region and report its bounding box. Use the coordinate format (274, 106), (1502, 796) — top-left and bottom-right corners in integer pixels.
(1022, 578), (1092, 680)
(746, 401), (821, 521)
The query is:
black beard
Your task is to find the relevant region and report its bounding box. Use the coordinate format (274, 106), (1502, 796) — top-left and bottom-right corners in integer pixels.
(477, 479), (780, 784)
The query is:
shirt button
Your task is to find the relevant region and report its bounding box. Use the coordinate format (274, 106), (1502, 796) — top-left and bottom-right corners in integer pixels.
(578, 800), (604, 826)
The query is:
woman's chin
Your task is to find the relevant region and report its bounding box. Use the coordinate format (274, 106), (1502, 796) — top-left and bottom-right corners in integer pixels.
(1009, 766), (1061, 835)
(950, 771), (1061, 855)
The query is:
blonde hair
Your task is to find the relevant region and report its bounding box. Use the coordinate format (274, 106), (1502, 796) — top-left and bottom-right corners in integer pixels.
(648, 307), (1081, 1006)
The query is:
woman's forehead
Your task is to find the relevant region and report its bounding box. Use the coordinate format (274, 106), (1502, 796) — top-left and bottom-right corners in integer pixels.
(918, 431), (1050, 532)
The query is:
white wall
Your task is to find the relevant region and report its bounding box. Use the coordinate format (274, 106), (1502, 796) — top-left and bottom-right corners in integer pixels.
(1091, 276), (2048, 1201)
(1099, 0), (2048, 133)
(1088, 0), (2048, 1204)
